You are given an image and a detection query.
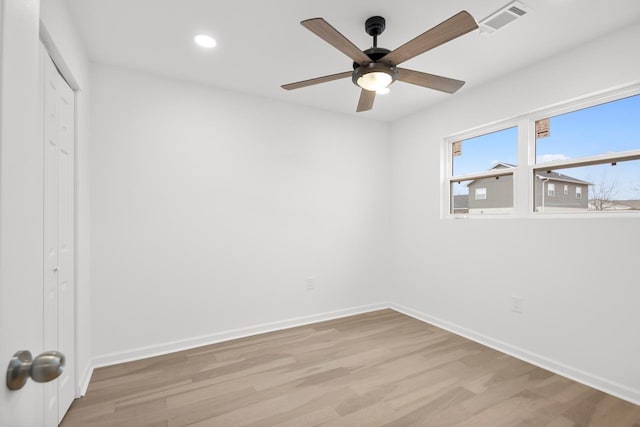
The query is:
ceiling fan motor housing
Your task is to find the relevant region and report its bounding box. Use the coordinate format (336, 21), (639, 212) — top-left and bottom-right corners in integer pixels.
(351, 47), (393, 70)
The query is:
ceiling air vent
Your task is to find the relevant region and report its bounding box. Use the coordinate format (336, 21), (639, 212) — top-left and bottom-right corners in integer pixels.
(479, 1), (530, 36)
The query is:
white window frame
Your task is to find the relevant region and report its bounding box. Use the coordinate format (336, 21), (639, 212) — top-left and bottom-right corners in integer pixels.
(444, 81), (640, 219)
(475, 187), (487, 200)
(576, 186), (583, 199)
(547, 183), (555, 197)
(445, 122), (519, 218)
(564, 185), (569, 195)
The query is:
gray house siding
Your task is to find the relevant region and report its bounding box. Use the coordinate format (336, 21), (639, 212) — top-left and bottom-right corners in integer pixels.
(467, 175), (514, 211)
(452, 195), (469, 214)
(454, 163), (590, 214)
(534, 179), (588, 210)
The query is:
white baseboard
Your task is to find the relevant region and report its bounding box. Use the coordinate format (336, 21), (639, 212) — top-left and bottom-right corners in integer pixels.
(77, 362), (94, 397)
(90, 302), (390, 370)
(389, 302), (640, 406)
(82, 301), (639, 406)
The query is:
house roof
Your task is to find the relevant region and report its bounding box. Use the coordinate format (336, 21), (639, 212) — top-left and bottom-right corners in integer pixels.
(464, 162), (515, 187)
(493, 163), (590, 185)
(492, 162), (516, 169)
(535, 171), (591, 185)
(465, 162), (591, 187)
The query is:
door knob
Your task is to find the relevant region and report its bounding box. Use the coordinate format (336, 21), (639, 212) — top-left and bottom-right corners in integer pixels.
(6, 350), (65, 390)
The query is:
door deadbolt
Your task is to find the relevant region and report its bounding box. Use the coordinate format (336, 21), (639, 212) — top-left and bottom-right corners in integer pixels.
(6, 350), (65, 390)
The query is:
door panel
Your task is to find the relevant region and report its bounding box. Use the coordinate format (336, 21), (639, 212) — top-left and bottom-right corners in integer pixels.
(43, 48), (75, 426)
(43, 49), (61, 425)
(56, 58), (76, 422)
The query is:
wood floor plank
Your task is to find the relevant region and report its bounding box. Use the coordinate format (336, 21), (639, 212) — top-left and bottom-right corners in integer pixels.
(61, 309), (640, 426)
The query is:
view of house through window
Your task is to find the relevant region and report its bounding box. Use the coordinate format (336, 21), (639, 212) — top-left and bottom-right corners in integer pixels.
(450, 127), (517, 215)
(447, 88), (640, 216)
(534, 160), (640, 212)
(534, 93), (640, 213)
(451, 177), (513, 215)
(535, 170), (589, 212)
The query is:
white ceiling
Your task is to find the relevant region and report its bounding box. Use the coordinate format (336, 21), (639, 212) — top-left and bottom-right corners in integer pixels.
(65, 0), (640, 122)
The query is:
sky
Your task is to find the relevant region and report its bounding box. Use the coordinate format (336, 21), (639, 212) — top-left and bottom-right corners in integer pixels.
(452, 94), (640, 200)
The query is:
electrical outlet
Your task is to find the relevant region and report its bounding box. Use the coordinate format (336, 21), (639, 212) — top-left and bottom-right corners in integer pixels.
(306, 277), (315, 290)
(511, 296), (523, 314)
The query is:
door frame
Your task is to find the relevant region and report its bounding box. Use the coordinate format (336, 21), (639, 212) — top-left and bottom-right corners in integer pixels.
(0, 0), (46, 425)
(39, 23), (81, 91)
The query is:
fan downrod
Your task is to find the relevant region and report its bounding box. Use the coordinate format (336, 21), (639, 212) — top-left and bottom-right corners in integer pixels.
(365, 16), (386, 48)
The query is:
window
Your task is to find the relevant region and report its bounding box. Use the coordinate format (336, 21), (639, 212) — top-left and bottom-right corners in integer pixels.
(452, 127), (518, 176)
(475, 188), (487, 200)
(547, 183), (555, 197)
(536, 95), (640, 162)
(446, 84), (640, 217)
(448, 127), (517, 215)
(533, 91), (640, 213)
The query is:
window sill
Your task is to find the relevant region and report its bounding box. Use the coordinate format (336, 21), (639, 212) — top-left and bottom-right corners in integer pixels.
(446, 211), (640, 220)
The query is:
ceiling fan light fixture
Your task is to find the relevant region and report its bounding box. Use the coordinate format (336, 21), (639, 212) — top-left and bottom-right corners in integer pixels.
(194, 34), (217, 48)
(357, 72), (392, 91)
(353, 63), (397, 92)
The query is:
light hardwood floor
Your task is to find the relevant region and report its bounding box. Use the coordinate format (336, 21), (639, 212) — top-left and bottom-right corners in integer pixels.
(61, 310), (640, 426)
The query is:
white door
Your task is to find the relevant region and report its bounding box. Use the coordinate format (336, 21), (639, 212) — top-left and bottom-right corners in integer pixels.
(42, 49), (76, 426)
(0, 0), (46, 425)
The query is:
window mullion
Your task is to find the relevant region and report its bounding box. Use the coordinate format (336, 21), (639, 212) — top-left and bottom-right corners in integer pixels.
(442, 139), (453, 217)
(515, 118), (531, 216)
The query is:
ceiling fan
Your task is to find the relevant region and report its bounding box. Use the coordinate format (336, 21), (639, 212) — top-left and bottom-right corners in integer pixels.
(282, 11), (478, 112)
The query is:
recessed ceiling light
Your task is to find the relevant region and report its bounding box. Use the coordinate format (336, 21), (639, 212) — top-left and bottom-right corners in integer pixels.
(194, 34), (216, 48)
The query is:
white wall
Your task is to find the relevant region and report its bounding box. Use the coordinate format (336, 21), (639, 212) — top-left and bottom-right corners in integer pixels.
(90, 64), (390, 361)
(40, 0), (92, 395)
(390, 23), (640, 402)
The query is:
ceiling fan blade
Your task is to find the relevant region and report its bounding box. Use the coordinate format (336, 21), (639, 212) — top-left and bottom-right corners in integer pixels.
(397, 68), (465, 94)
(281, 71), (352, 90)
(301, 18), (372, 65)
(356, 89), (376, 112)
(381, 11), (478, 65)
